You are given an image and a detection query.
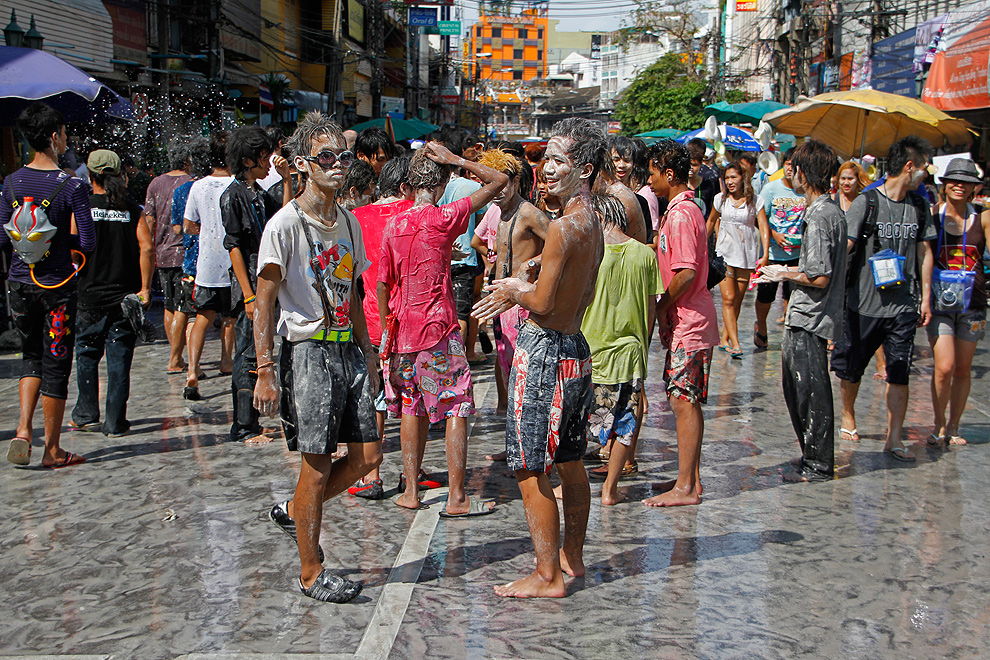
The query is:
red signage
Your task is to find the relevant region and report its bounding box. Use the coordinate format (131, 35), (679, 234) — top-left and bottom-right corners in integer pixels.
(736, 0), (757, 10)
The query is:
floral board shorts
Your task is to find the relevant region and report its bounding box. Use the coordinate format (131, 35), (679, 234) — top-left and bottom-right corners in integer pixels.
(588, 379), (643, 447)
(384, 329), (475, 423)
(663, 346), (713, 404)
(506, 321), (593, 474)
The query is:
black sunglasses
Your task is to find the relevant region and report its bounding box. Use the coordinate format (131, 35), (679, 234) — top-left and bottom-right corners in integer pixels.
(300, 150), (355, 170)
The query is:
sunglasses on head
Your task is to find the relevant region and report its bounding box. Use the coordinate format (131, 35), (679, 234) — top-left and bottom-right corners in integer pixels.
(300, 149), (355, 170)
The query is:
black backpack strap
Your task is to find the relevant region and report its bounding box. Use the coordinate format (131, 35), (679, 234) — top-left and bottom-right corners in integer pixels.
(40, 175), (73, 210)
(846, 188), (880, 288)
(3, 176), (16, 210)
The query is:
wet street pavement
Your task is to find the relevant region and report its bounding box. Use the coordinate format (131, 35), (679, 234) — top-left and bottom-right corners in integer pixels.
(2, 299), (990, 660)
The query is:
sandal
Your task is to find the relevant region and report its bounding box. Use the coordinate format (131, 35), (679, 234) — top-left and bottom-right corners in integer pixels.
(43, 451), (86, 469)
(839, 428), (859, 442)
(6, 437), (31, 466)
(885, 446), (915, 462)
(927, 433), (945, 447)
(753, 325), (768, 349)
(948, 435), (967, 446)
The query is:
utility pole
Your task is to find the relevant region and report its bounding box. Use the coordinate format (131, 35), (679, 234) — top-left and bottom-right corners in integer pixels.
(370, 0), (383, 119)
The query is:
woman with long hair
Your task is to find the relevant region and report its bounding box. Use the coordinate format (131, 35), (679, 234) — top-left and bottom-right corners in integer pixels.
(926, 158), (989, 446)
(707, 161), (770, 357)
(832, 160), (871, 212)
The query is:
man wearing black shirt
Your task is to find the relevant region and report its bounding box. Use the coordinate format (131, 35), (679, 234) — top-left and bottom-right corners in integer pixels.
(221, 126), (280, 443)
(71, 150), (154, 437)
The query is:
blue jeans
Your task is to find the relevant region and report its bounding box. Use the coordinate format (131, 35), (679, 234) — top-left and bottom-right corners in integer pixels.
(72, 306), (136, 435)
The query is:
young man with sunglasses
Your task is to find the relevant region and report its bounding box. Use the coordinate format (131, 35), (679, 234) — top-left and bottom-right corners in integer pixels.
(254, 113), (381, 603)
(221, 126), (283, 443)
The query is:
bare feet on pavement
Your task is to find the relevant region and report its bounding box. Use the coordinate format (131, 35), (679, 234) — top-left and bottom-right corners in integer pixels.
(494, 571), (567, 598)
(601, 486), (629, 506)
(485, 450), (507, 461)
(643, 483), (702, 507)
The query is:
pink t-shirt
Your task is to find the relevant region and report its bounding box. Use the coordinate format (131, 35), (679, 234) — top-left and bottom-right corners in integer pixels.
(353, 199), (413, 346)
(638, 184), (661, 233)
(475, 204), (500, 262)
(656, 190), (719, 352)
(379, 197), (473, 353)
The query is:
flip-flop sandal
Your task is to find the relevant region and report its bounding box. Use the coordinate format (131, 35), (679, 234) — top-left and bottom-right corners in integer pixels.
(729, 349), (743, 360)
(438, 498), (496, 518)
(927, 433), (945, 447)
(44, 451), (85, 469)
(840, 428), (859, 442)
(885, 447), (915, 462)
(6, 437), (31, 466)
(949, 435), (967, 446)
(753, 329), (768, 349)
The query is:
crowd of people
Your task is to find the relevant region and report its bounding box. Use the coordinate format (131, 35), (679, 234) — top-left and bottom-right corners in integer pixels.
(1, 100), (987, 602)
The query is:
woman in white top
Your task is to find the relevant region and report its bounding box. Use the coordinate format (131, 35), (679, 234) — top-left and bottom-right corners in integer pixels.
(707, 161), (770, 357)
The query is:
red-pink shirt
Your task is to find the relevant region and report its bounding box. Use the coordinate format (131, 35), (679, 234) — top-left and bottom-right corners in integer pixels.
(353, 199), (413, 346)
(379, 197), (473, 353)
(657, 191), (719, 352)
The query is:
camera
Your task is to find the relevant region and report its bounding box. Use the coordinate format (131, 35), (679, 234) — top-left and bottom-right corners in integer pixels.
(940, 287), (959, 308)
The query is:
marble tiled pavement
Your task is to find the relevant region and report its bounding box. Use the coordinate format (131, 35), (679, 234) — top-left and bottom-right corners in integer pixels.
(2, 300), (990, 660)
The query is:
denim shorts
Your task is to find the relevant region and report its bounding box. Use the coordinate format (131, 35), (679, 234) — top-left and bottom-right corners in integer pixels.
(926, 308), (986, 343)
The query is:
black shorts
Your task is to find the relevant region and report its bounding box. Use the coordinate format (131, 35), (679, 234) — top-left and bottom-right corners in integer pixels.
(193, 284), (234, 317)
(830, 309), (920, 385)
(280, 340), (378, 454)
(756, 258), (798, 304)
(179, 275), (197, 315)
(8, 280), (76, 399)
(159, 267), (185, 313)
(451, 264), (476, 322)
(505, 321), (593, 474)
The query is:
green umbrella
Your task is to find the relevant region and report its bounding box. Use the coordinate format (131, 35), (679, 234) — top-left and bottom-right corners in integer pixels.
(635, 128), (684, 139)
(704, 101), (788, 125)
(347, 117), (440, 142)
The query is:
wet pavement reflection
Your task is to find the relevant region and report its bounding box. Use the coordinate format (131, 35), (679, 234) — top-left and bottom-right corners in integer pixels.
(1, 300), (989, 659)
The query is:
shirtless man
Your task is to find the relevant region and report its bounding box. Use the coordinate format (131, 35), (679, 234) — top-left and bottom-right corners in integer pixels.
(600, 157), (648, 244)
(474, 118), (606, 598)
(470, 148), (550, 459)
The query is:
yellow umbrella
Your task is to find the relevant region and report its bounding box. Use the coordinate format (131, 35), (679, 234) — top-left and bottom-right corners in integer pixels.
(763, 90), (974, 159)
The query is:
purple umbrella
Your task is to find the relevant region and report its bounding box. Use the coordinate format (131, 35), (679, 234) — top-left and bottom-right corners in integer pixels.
(0, 46), (133, 124)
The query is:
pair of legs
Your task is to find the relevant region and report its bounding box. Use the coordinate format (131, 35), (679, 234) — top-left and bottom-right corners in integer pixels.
(288, 444), (382, 587)
(719, 268), (753, 352)
(16, 378), (71, 466)
(781, 327), (834, 481)
(8, 281), (77, 467)
(395, 415), (474, 515)
(164, 307), (189, 372)
(929, 325), (980, 444)
(839, 380), (910, 454)
(186, 310), (235, 390)
(644, 346), (710, 507)
(72, 307), (137, 435)
(496, 462), (589, 598)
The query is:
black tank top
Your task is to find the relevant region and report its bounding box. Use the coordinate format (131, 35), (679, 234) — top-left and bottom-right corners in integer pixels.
(935, 204), (986, 310)
(78, 194), (143, 309)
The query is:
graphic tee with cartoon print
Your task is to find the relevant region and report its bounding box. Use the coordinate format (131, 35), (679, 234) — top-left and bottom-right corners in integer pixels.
(258, 203), (370, 342)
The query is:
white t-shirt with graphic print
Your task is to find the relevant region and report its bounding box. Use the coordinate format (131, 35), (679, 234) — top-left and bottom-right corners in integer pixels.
(258, 202), (370, 342)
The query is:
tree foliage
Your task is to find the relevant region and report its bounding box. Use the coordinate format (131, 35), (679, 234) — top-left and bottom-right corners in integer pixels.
(614, 53), (708, 134)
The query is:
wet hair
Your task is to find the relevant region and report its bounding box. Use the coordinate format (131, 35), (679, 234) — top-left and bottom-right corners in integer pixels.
(592, 193), (628, 233)
(790, 139), (839, 195)
(287, 112), (345, 161)
(435, 128), (467, 157)
(550, 118), (607, 187)
(524, 143), (545, 163)
(227, 125), (274, 177)
(478, 149), (521, 178)
(686, 137), (707, 162)
(188, 135), (212, 178)
(377, 155), (410, 198)
(355, 127), (394, 161)
(722, 161), (755, 209)
(407, 150), (449, 191)
(16, 102), (66, 153)
(166, 136), (193, 171)
(208, 131), (229, 170)
(887, 135), (932, 176)
(266, 125), (285, 146)
(608, 135), (650, 187)
(647, 139), (691, 185)
(342, 159), (376, 197)
(782, 147), (797, 163)
(837, 160), (872, 193)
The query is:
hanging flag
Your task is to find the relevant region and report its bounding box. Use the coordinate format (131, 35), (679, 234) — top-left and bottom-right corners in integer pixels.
(259, 85), (274, 110)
